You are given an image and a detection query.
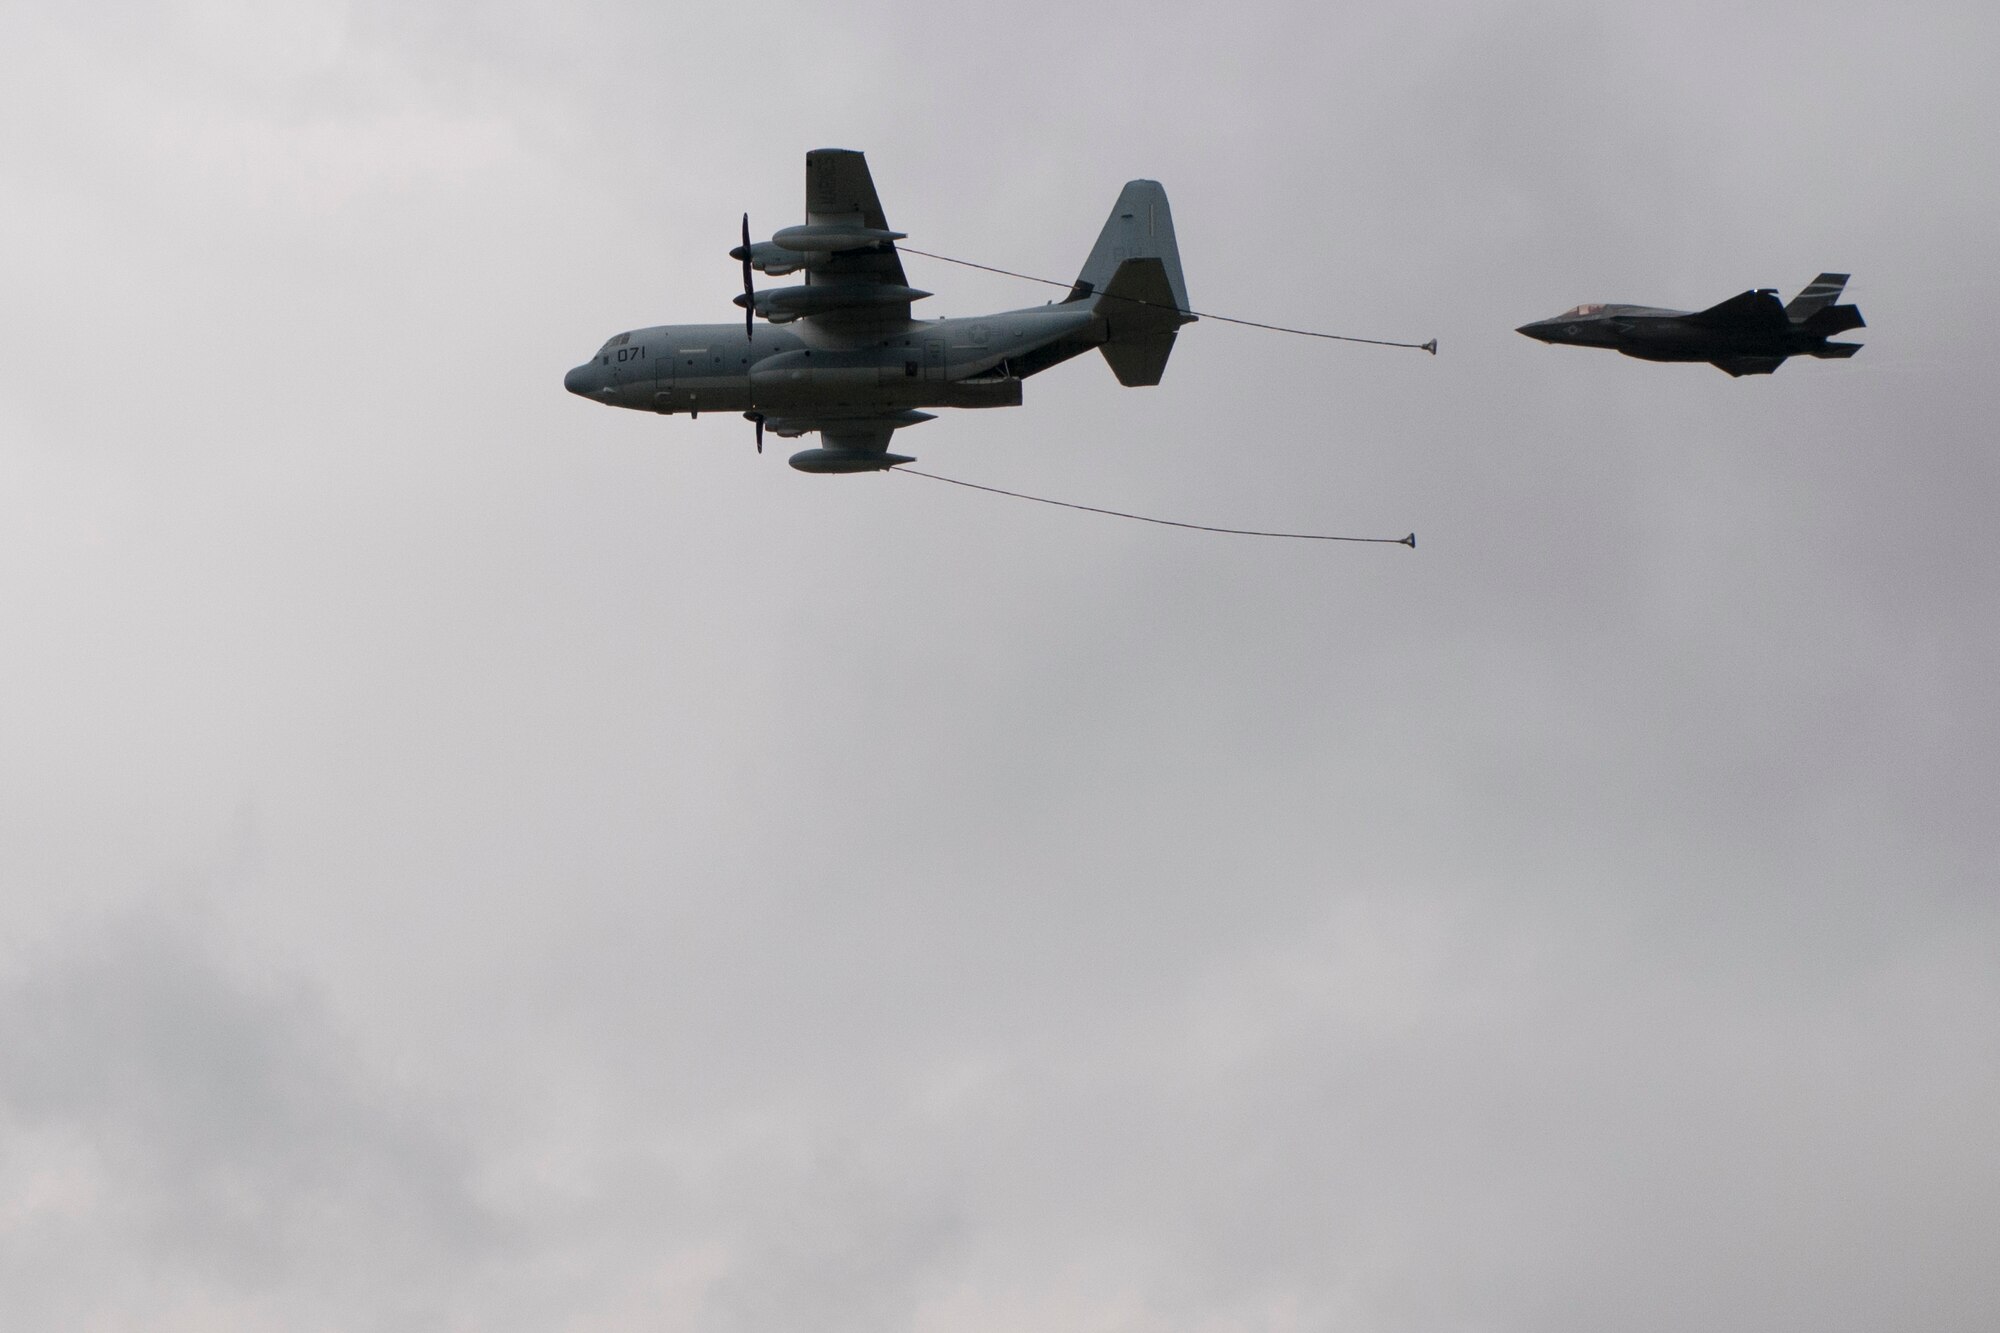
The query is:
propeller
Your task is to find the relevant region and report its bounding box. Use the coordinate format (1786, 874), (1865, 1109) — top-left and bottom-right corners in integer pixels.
(737, 213), (755, 339)
(733, 216), (761, 451)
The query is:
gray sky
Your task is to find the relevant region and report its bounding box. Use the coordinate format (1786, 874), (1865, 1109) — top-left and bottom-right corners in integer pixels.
(3, 3), (1997, 1330)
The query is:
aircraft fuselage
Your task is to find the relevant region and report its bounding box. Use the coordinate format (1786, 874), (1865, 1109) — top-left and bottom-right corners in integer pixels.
(563, 304), (1100, 422)
(1515, 305), (1807, 362)
(563, 153), (1193, 469)
(1516, 278), (1863, 377)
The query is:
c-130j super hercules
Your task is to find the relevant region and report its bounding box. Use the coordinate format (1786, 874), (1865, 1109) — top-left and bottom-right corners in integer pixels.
(563, 149), (1195, 472)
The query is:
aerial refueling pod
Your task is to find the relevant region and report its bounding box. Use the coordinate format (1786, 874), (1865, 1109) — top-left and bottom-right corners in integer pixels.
(770, 223), (906, 253)
(733, 226), (905, 276)
(787, 448), (915, 474)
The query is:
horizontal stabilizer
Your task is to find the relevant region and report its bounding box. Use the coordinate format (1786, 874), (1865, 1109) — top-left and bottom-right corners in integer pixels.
(1804, 303), (1865, 336)
(1687, 289), (1789, 332)
(1096, 256), (1191, 386)
(1101, 333), (1177, 387)
(1786, 272), (1849, 320)
(1808, 341), (1863, 359)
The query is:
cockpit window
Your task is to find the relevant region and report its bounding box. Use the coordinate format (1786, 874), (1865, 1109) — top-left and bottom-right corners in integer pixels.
(598, 332), (631, 353)
(1561, 304), (1607, 318)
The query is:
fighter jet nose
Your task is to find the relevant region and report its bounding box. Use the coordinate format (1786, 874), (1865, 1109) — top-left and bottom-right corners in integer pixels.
(563, 363), (594, 395)
(1516, 322), (1554, 343)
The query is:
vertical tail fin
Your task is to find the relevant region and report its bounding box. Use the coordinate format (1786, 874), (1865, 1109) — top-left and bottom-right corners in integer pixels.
(1072, 181), (1190, 315)
(1785, 273), (1849, 321)
(1072, 181), (1194, 385)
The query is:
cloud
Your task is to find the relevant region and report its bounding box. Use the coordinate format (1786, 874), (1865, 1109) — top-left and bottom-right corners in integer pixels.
(0, 915), (500, 1331)
(2, 4), (1999, 1331)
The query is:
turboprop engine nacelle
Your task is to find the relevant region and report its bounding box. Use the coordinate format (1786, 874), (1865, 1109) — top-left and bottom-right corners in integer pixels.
(740, 240), (804, 276)
(737, 284), (930, 325)
(750, 349), (916, 398)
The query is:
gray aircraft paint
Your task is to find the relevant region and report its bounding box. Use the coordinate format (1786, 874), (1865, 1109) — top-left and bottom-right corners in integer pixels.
(563, 150), (1194, 471)
(1516, 274), (1865, 377)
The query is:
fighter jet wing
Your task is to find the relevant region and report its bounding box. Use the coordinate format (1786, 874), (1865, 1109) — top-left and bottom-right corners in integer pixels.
(1685, 289), (1789, 333)
(1709, 354), (1787, 377)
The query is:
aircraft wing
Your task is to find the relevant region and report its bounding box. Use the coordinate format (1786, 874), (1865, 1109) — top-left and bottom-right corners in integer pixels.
(1685, 289), (1788, 333)
(1710, 354), (1787, 377)
(806, 151), (903, 271)
(819, 423), (897, 455)
(800, 149), (916, 329)
(767, 409), (932, 471)
(783, 418), (919, 473)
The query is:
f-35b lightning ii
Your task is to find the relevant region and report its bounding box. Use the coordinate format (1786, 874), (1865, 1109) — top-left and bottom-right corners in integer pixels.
(1516, 274), (1864, 377)
(563, 149), (1194, 472)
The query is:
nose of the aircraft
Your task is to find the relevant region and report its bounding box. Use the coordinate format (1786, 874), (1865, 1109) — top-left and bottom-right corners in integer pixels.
(563, 363), (596, 396)
(1515, 321), (1555, 343)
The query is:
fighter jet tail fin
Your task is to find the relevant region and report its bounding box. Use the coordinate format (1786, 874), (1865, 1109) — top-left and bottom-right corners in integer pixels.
(1808, 341), (1863, 360)
(1686, 289), (1789, 332)
(1785, 273), (1850, 321)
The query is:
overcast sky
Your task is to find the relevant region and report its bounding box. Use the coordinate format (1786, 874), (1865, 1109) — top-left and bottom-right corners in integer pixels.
(3, 4), (1997, 1331)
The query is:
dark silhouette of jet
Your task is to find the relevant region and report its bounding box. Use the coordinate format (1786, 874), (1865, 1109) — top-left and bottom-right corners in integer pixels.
(1517, 274), (1864, 376)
